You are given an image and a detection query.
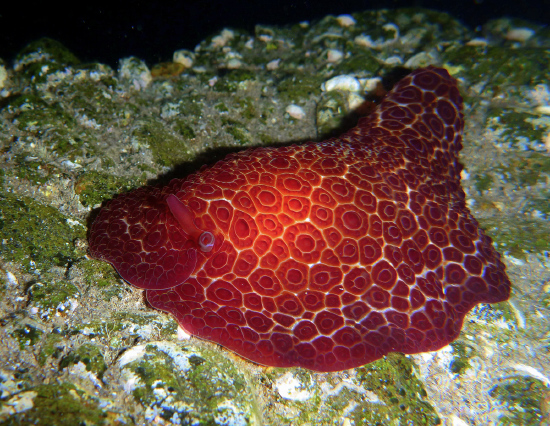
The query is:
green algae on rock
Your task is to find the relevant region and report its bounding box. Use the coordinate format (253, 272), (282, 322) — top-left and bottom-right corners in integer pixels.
(260, 353), (439, 425)
(58, 343), (108, 380)
(0, 381), (130, 425)
(14, 38), (80, 84)
(118, 341), (260, 425)
(28, 280), (79, 309)
(0, 193), (86, 272)
(490, 375), (549, 426)
(75, 171), (146, 208)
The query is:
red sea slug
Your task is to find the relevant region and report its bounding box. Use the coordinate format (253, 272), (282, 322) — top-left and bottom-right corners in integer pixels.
(89, 66), (511, 372)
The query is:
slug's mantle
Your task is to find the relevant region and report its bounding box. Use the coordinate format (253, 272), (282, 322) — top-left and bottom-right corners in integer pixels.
(88, 66), (511, 372)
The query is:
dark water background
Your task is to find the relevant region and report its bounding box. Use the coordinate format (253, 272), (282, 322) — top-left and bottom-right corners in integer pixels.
(1, 0), (549, 68)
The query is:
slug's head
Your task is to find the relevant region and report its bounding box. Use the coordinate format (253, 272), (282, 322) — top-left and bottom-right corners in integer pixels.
(166, 194), (215, 253)
(88, 188), (214, 290)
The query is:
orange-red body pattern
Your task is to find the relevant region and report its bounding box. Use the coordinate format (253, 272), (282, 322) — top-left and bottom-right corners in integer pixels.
(89, 67), (511, 371)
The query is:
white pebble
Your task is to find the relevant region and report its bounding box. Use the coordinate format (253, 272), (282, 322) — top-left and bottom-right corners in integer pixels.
(355, 35), (375, 48)
(1, 391), (37, 415)
(383, 56), (403, 66)
(326, 49), (344, 63)
(61, 160), (81, 170)
(362, 77), (382, 93)
(6, 271), (18, 286)
(348, 93), (365, 110)
(226, 58), (242, 69)
(173, 50), (194, 68)
(266, 59), (281, 70)
(286, 104), (306, 120)
(466, 38), (488, 46)
(535, 105), (550, 115)
(119, 57), (151, 90)
(0, 65), (7, 90)
(336, 14), (356, 27)
(208, 76), (218, 87)
(211, 29), (235, 48)
(118, 345), (146, 367)
(322, 75), (361, 92)
(506, 28), (535, 42)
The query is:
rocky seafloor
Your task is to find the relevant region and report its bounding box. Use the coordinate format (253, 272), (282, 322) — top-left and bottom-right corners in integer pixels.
(0, 8), (549, 426)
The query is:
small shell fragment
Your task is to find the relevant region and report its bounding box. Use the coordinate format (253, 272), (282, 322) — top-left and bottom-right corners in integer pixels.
(348, 93), (365, 110)
(336, 15), (356, 27)
(0, 65), (7, 90)
(211, 29), (235, 48)
(286, 104), (306, 120)
(326, 49), (344, 63)
(266, 59), (281, 70)
(226, 58), (242, 69)
(505, 28), (535, 42)
(173, 50), (194, 68)
(322, 75), (361, 92)
(466, 38), (489, 46)
(535, 105), (550, 115)
(6, 271), (18, 286)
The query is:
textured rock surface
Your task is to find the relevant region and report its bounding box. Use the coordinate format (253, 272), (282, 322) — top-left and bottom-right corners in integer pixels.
(1, 8), (549, 426)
